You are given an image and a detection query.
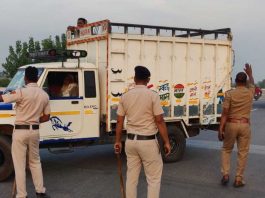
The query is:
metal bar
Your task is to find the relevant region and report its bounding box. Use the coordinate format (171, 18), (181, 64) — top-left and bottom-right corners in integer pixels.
(156, 28), (160, 36)
(109, 22), (231, 36)
(177, 28), (231, 38)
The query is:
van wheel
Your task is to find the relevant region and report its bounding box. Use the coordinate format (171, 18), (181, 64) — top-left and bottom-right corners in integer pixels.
(158, 126), (186, 163)
(0, 135), (13, 181)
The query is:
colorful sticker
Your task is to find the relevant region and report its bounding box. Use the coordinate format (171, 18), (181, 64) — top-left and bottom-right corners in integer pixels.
(202, 81), (212, 99)
(50, 116), (73, 132)
(174, 84), (185, 99)
(158, 82), (170, 107)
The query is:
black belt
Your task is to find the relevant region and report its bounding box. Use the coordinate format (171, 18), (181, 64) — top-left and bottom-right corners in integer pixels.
(127, 133), (156, 140)
(15, 125), (39, 130)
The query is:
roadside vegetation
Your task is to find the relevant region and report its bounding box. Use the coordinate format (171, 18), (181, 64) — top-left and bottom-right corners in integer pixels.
(1, 34), (66, 79)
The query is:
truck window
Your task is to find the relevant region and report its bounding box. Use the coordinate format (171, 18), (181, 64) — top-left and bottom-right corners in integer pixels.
(84, 71), (96, 98)
(5, 68), (43, 93)
(43, 71), (79, 98)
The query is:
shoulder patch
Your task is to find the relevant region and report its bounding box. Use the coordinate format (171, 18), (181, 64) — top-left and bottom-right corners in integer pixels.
(225, 89), (234, 94)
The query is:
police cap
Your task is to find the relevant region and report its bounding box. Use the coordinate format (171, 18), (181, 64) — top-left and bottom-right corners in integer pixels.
(134, 66), (151, 80)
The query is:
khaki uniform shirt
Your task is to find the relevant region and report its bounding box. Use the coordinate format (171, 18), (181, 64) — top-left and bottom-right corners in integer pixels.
(222, 84), (255, 119)
(2, 83), (50, 125)
(117, 85), (164, 135)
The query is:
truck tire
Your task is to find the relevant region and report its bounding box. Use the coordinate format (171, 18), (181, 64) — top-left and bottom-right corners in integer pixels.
(158, 126), (186, 163)
(0, 135), (13, 181)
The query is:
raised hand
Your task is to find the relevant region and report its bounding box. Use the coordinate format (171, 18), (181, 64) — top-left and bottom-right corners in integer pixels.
(244, 63), (252, 76)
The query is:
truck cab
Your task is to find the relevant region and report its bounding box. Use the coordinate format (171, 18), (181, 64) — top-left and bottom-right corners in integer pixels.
(3, 62), (101, 142)
(0, 59), (105, 181)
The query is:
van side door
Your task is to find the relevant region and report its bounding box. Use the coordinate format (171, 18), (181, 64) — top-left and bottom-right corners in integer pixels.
(82, 69), (100, 137)
(39, 69), (83, 141)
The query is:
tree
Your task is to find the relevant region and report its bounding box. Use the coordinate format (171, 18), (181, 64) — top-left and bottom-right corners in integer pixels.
(41, 36), (54, 50)
(61, 33), (66, 50)
(0, 78), (10, 87)
(2, 34), (66, 78)
(35, 41), (41, 51)
(257, 80), (265, 88)
(55, 35), (62, 50)
(28, 37), (35, 53)
(2, 41), (30, 77)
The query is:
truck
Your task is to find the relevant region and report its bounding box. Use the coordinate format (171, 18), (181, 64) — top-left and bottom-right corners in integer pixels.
(0, 19), (233, 181)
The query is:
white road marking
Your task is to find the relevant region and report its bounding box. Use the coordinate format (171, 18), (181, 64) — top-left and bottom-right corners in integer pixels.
(187, 139), (265, 155)
(251, 109), (257, 111)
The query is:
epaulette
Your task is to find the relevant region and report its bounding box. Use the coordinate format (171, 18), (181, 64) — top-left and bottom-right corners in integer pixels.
(225, 89), (233, 93)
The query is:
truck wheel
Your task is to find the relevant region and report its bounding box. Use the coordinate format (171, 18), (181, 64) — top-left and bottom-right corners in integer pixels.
(158, 126), (186, 163)
(0, 135), (13, 181)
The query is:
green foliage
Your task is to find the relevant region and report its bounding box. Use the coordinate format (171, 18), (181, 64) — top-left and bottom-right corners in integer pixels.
(35, 41), (41, 51)
(61, 34), (66, 50)
(41, 36), (55, 50)
(28, 37), (35, 53)
(257, 80), (265, 88)
(2, 41), (31, 77)
(2, 34), (66, 78)
(0, 78), (10, 87)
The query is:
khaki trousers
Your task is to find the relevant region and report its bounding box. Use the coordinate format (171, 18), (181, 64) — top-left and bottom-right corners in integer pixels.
(12, 129), (46, 198)
(125, 138), (163, 198)
(221, 122), (251, 180)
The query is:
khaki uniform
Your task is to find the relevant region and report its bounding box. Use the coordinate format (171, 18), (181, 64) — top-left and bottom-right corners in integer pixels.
(117, 85), (164, 198)
(3, 83), (50, 198)
(221, 85), (254, 180)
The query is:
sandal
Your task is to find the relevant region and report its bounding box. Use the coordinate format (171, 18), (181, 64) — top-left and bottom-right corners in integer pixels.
(221, 175), (229, 186)
(233, 180), (245, 188)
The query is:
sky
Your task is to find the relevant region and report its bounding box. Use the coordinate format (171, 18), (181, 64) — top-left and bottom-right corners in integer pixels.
(0, 0), (264, 81)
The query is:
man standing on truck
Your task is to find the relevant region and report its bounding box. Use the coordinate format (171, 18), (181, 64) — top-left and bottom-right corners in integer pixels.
(218, 63), (254, 188)
(0, 66), (51, 198)
(67, 17), (87, 38)
(114, 66), (171, 198)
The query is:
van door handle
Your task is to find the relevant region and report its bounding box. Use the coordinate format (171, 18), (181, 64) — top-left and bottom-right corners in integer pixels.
(71, 101), (79, 104)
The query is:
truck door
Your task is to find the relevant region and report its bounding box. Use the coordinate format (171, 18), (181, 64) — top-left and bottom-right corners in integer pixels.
(82, 69), (100, 138)
(39, 70), (83, 140)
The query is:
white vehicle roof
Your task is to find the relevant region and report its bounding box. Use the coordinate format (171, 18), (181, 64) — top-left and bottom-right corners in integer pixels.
(19, 61), (96, 69)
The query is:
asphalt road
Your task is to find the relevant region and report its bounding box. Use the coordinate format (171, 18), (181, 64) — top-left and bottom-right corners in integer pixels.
(1, 97), (265, 198)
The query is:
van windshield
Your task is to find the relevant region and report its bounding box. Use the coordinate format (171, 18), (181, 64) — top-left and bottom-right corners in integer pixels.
(5, 68), (44, 93)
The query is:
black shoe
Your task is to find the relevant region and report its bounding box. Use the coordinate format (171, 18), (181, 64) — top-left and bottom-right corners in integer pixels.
(221, 175), (229, 186)
(36, 192), (50, 198)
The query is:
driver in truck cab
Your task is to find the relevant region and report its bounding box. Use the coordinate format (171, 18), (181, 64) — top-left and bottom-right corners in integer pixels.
(0, 66), (51, 198)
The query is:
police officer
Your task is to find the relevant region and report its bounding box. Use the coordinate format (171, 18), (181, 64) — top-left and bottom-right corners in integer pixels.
(114, 66), (171, 198)
(0, 66), (51, 198)
(219, 63), (254, 187)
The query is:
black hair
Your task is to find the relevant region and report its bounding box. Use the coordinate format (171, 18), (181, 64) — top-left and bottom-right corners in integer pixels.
(25, 66), (38, 82)
(235, 72), (247, 84)
(134, 65), (151, 81)
(77, 18), (87, 24)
